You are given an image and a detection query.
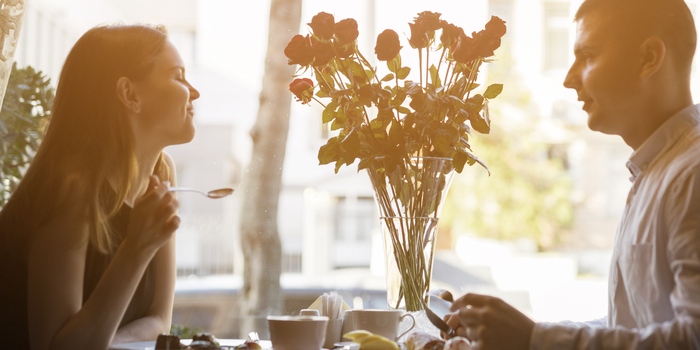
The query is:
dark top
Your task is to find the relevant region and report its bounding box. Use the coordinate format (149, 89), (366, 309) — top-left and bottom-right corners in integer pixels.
(0, 204), (156, 350)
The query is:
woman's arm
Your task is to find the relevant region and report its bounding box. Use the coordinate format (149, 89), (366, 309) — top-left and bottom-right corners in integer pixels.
(112, 153), (179, 344)
(27, 176), (179, 350)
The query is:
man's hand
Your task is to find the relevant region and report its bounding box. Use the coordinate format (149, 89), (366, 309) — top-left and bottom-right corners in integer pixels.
(445, 293), (534, 350)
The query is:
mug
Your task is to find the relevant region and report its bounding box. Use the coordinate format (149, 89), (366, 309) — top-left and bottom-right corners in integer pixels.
(351, 309), (415, 340)
(267, 315), (328, 350)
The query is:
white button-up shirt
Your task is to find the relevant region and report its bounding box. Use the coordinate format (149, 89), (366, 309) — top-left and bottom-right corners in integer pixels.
(530, 104), (700, 349)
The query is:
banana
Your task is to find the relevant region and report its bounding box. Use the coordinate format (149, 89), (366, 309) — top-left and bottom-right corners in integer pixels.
(344, 330), (399, 350)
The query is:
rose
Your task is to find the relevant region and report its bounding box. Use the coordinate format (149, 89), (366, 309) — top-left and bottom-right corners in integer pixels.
(452, 33), (479, 63)
(440, 21), (464, 48)
(311, 38), (335, 66)
(473, 30), (501, 58)
(408, 21), (430, 49)
(335, 18), (359, 45)
(375, 29), (402, 61)
(284, 34), (314, 66)
(289, 78), (314, 104)
(415, 11), (442, 32)
(309, 12), (335, 41)
(484, 16), (507, 38)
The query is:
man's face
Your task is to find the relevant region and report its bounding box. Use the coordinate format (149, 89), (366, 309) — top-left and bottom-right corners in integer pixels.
(564, 12), (642, 136)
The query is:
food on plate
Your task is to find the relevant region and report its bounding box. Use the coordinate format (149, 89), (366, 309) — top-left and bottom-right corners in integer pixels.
(156, 334), (183, 349)
(193, 333), (220, 346)
(187, 340), (221, 350)
(343, 330), (399, 350)
(233, 340), (262, 350)
(404, 332), (444, 350)
(444, 337), (471, 350)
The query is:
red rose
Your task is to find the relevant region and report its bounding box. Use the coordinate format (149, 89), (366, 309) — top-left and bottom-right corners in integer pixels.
(415, 11), (442, 32)
(309, 12), (335, 41)
(311, 38), (335, 66)
(335, 18), (359, 45)
(484, 16), (507, 38)
(375, 29), (402, 61)
(408, 21), (430, 49)
(289, 78), (314, 104)
(440, 21), (464, 48)
(473, 30), (501, 57)
(284, 34), (314, 66)
(452, 33), (479, 63)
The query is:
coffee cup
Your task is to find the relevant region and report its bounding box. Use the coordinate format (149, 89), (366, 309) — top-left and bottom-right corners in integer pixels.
(351, 309), (415, 341)
(267, 315), (328, 350)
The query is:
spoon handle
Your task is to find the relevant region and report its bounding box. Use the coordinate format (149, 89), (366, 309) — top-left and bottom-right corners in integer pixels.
(167, 187), (205, 195)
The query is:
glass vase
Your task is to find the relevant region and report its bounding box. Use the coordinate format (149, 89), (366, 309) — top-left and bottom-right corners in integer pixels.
(367, 157), (455, 312)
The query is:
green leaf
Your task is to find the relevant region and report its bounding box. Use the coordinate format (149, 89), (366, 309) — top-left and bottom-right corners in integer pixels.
(387, 59), (398, 74)
(429, 65), (441, 88)
(318, 138), (339, 165)
(397, 67), (411, 80)
(381, 73), (395, 82)
(389, 120), (403, 146)
(357, 156), (374, 172)
(484, 83), (503, 99)
(322, 101), (338, 123)
(397, 106), (411, 115)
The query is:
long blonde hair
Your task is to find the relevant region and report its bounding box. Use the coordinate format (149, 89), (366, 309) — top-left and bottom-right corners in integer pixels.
(0, 24), (171, 256)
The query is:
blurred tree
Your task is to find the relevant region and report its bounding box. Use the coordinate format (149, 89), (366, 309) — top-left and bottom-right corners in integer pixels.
(441, 42), (573, 251)
(238, 0), (302, 337)
(0, 64), (54, 208)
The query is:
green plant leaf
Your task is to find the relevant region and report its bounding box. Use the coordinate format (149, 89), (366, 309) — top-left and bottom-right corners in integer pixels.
(387, 59), (399, 74)
(484, 83), (503, 99)
(382, 73), (395, 82)
(322, 101), (338, 123)
(397, 67), (411, 80)
(429, 65), (441, 88)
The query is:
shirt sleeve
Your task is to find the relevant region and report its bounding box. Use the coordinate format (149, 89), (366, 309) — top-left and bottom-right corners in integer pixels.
(530, 166), (700, 349)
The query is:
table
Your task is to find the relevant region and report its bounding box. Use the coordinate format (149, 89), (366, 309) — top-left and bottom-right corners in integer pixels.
(110, 339), (273, 349)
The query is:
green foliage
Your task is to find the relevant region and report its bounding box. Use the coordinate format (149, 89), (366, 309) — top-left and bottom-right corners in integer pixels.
(170, 324), (203, 339)
(0, 63), (54, 208)
(441, 41), (573, 250)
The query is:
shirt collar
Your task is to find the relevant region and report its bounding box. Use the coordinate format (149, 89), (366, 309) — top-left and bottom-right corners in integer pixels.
(626, 104), (700, 182)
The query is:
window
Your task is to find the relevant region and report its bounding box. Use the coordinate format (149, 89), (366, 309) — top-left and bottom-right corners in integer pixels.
(544, 2), (571, 70)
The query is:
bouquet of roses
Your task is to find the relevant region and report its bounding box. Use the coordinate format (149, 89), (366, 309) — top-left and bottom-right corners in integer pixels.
(286, 11), (506, 174)
(286, 11), (506, 311)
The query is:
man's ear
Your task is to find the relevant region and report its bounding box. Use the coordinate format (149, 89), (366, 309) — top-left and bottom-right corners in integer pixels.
(116, 77), (141, 113)
(639, 36), (666, 79)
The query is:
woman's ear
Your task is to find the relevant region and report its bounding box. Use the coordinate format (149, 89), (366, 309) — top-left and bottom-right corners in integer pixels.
(116, 77), (141, 113)
(639, 36), (666, 79)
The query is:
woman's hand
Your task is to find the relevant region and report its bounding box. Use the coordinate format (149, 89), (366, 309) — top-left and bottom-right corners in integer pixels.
(125, 175), (180, 255)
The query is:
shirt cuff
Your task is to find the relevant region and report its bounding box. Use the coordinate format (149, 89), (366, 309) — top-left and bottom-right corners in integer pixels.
(529, 322), (581, 350)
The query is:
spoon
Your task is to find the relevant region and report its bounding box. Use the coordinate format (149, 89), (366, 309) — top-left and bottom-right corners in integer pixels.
(168, 187), (234, 199)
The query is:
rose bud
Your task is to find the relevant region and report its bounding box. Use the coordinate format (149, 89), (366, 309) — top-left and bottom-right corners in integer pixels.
(284, 34), (314, 66)
(440, 21), (464, 48)
(335, 18), (359, 45)
(484, 15), (507, 38)
(289, 78), (314, 104)
(452, 33), (479, 63)
(311, 38), (335, 66)
(309, 12), (335, 41)
(408, 21), (430, 49)
(375, 29), (402, 61)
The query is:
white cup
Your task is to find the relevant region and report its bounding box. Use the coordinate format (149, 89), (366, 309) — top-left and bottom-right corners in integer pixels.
(267, 316), (328, 350)
(351, 309), (415, 341)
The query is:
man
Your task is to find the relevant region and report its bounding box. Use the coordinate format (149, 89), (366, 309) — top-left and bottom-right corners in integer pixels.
(447, 0), (700, 348)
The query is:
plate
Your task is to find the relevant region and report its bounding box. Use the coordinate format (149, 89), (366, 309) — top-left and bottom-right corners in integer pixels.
(110, 339), (272, 350)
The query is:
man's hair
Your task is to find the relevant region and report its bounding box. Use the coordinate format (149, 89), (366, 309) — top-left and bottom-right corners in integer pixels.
(575, 0), (697, 71)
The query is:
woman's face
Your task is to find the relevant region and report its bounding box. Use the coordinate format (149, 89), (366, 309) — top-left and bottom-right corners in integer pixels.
(130, 40), (200, 148)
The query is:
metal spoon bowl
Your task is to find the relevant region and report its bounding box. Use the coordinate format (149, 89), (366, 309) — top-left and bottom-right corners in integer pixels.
(168, 187), (234, 199)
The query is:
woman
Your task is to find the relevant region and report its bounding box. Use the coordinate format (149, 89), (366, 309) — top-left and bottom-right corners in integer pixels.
(0, 24), (199, 349)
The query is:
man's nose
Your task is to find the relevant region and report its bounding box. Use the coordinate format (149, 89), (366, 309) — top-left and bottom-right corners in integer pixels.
(563, 64), (579, 90)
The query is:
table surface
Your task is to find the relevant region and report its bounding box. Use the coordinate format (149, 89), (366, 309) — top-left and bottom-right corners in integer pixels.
(110, 339), (273, 349)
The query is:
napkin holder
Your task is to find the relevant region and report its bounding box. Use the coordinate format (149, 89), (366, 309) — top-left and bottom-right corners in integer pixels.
(307, 296), (351, 348)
